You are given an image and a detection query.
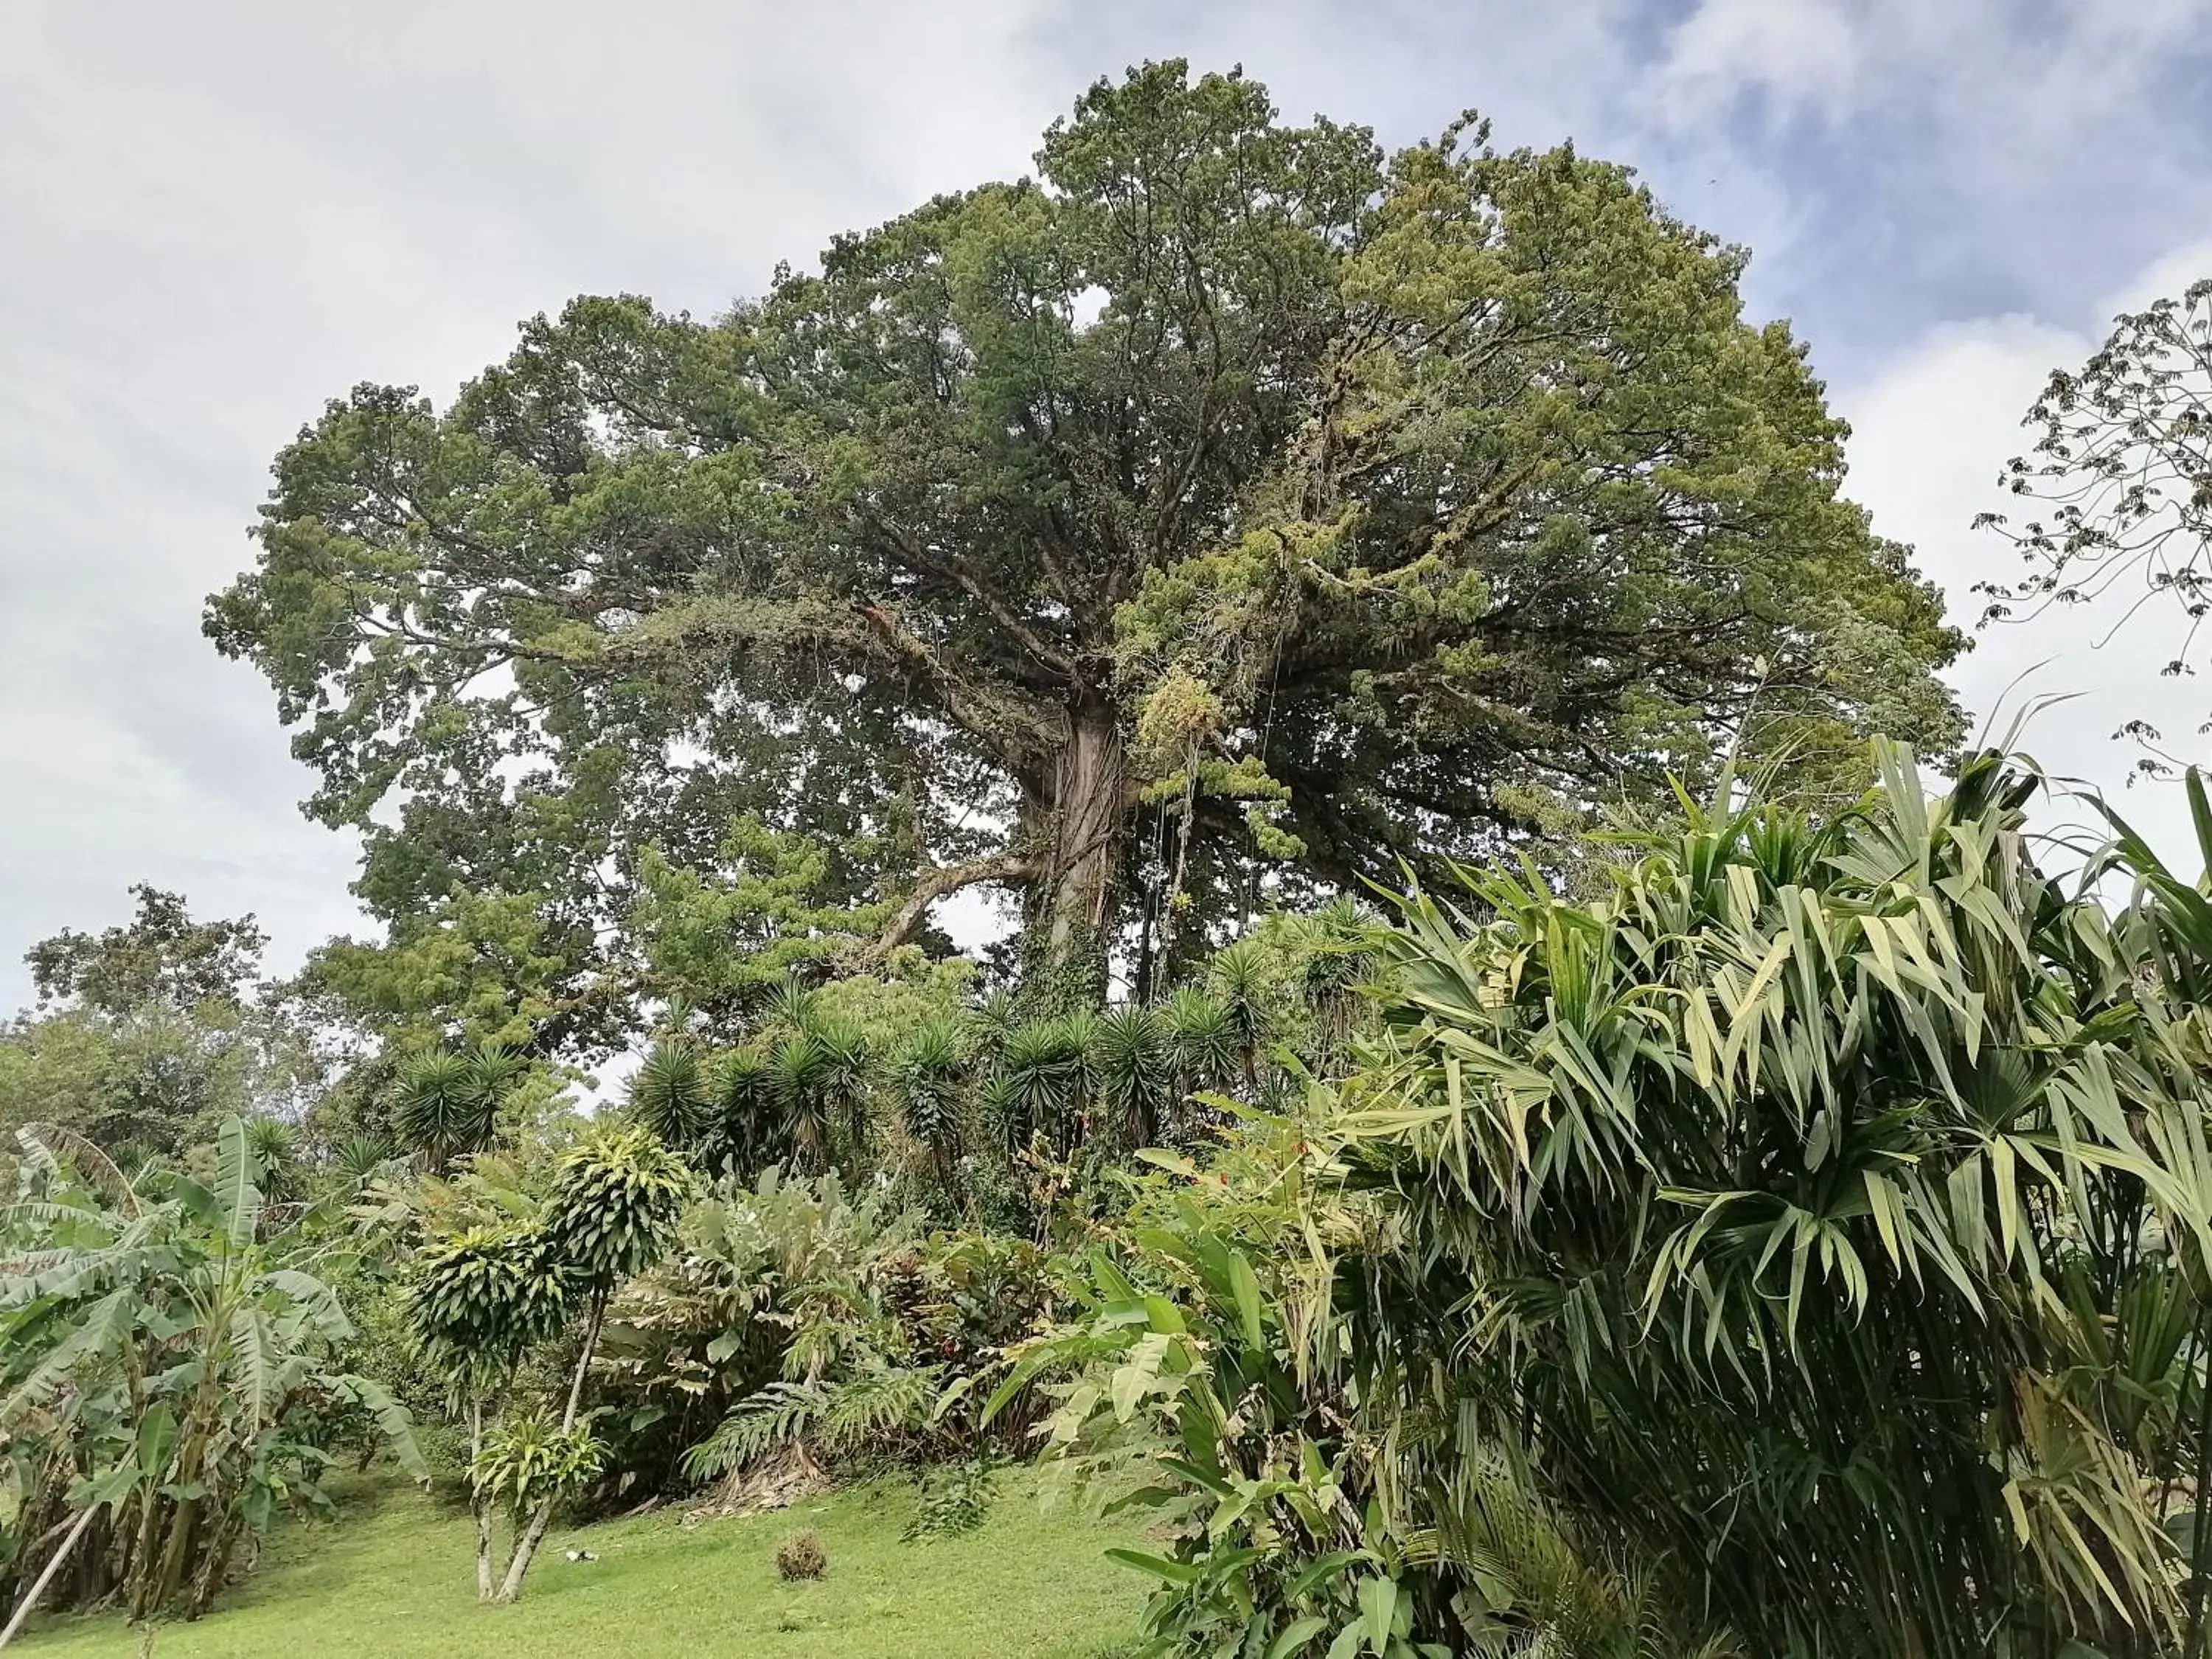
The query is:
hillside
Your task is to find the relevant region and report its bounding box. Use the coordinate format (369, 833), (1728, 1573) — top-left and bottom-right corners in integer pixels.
(16, 1472), (1142, 1658)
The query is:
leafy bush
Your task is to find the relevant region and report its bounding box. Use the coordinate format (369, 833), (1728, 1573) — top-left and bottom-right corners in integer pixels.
(470, 1405), (608, 1522)
(0, 1118), (421, 1625)
(1334, 743), (2212, 1654)
(903, 1458), (1002, 1540)
(994, 1117), (1715, 1658)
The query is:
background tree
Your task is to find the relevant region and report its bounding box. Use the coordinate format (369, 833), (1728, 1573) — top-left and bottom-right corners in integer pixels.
(24, 886), (266, 1018)
(1978, 275), (2212, 762)
(208, 61), (1961, 1043)
(0, 891), (325, 1160)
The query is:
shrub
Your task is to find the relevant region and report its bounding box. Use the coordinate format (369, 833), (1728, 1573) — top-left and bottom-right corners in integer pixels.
(775, 1528), (827, 1581)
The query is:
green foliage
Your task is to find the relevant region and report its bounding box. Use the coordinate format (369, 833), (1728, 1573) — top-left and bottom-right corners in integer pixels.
(469, 1405), (607, 1521)
(997, 1119), (1723, 1658)
(681, 1364), (943, 1483)
(903, 1458), (1003, 1542)
(538, 1123), (691, 1291)
(306, 888), (577, 1055)
(390, 1045), (526, 1169)
(629, 821), (895, 1026)
(24, 885), (266, 1017)
(1, 890), (326, 1162)
(0, 1116), (422, 1622)
(401, 1225), (572, 1397)
(598, 1170), (1060, 1499)
(210, 60), (1960, 1021)
(627, 1040), (714, 1150)
(1326, 741), (2212, 1655)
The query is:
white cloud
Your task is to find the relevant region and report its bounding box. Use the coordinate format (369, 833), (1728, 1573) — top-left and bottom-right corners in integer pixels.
(1653, 0), (2212, 134)
(1840, 245), (2212, 868)
(0, 0), (1064, 1009)
(1658, 0), (1866, 119)
(4, 0), (2211, 1020)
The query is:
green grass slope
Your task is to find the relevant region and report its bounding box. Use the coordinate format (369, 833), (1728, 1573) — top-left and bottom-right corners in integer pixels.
(17, 1473), (1143, 1658)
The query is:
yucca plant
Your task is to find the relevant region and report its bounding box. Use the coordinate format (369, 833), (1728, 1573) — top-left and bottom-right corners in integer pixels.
(888, 1019), (967, 1179)
(1298, 896), (1381, 1051)
(1162, 985), (1237, 1097)
(1206, 939), (1273, 1093)
(1092, 1005), (1174, 1150)
(333, 1132), (397, 1191)
(996, 1017), (1094, 1154)
(810, 1021), (872, 1162)
(392, 1045), (525, 1172)
(1337, 740), (2212, 1657)
(773, 1029), (837, 1170)
(712, 1048), (787, 1178)
(627, 1040), (714, 1150)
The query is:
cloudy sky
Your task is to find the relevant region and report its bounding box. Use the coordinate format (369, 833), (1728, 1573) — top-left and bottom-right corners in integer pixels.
(3, 0), (2210, 1013)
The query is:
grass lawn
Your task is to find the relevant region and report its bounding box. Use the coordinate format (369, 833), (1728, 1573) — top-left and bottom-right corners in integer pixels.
(15, 1471), (1145, 1658)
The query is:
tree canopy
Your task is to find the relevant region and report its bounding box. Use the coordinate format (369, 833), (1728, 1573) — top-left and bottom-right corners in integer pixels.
(209, 61), (1962, 1052)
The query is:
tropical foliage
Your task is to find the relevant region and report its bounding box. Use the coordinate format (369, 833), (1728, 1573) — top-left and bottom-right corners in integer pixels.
(0, 1119), (420, 1638)
(398, 1121), (688, 1603)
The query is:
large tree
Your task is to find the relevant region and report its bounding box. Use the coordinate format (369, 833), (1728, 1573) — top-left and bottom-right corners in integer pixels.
(209, 63), (1961, 1040)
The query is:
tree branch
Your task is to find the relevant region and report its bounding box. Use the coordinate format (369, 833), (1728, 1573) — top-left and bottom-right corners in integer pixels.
(861, 852), (1047, 959)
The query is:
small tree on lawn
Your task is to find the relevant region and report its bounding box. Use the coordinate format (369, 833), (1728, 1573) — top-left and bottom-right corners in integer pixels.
(402, 1225), (571, 1601)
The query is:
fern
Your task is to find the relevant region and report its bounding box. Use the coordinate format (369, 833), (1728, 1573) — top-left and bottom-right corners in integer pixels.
(680, 1363), (943, 1482)
(681, 1381), (830, 1481)
(819, 1363), (941, 1452)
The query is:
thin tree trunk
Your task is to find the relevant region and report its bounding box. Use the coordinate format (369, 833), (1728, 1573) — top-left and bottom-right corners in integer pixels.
(1153, 770), (1198, 981)
(470, 1401), (494, 1603)
(561, 1294), (605, 1434)
(0, 1503), (99, 1650)
(495, 1501), (555, 1604)
(495, 1292), (607, 1605)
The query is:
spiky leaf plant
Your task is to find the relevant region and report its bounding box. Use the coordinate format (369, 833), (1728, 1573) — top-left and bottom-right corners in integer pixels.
(627, 1040), (714, 1150)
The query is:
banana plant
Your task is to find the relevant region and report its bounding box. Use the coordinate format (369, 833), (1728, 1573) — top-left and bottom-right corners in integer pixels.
(0, 1117), (421, 1639)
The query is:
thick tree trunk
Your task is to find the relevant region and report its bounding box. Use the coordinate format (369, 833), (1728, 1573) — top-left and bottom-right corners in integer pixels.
(1040, 692), (1126, 964)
